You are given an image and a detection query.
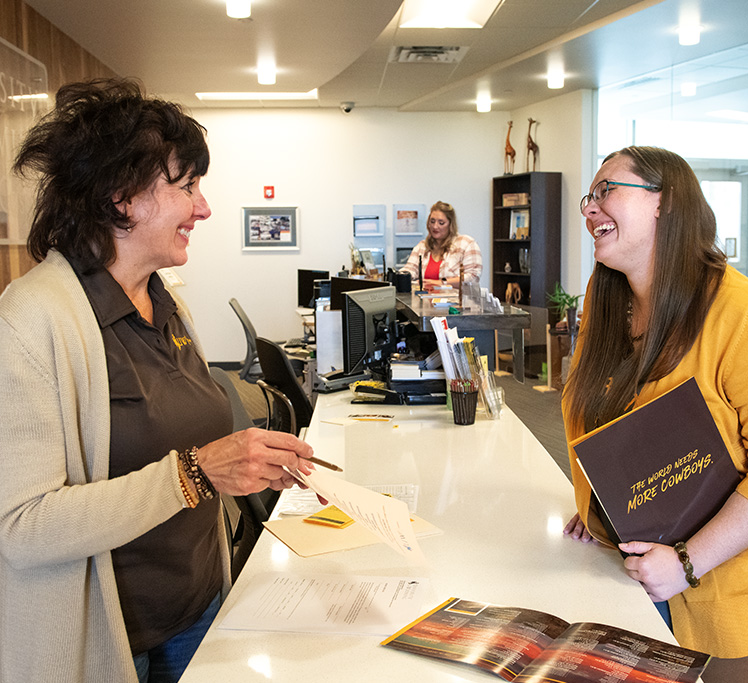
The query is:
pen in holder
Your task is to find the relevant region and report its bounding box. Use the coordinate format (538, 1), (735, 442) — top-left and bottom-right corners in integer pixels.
(415, 254), (426, 294)
(450, 379), (479, 426)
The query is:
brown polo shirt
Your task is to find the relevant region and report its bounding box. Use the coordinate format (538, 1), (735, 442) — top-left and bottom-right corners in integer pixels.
(74, 264), (232, 654)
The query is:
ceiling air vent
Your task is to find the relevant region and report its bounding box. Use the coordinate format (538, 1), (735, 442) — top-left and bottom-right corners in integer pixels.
(390, 46), (468, 64)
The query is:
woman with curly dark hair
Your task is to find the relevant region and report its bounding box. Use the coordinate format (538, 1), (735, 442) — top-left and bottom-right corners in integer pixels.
(563, 146), (748, 679)
(0, 79), (314, 683)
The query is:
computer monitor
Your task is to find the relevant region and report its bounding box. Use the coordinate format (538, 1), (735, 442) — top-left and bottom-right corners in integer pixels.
(297, 269), (330, 307)
(342, 285), (397, 377)
(329, 276), (390, 310)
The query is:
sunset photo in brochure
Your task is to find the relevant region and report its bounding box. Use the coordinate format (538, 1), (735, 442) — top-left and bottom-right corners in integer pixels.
(381, 598), (710, 682)
(571, 376), (740, 545)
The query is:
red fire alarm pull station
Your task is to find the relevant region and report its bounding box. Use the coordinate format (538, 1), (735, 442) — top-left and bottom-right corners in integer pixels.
(264, 186), (275, 199)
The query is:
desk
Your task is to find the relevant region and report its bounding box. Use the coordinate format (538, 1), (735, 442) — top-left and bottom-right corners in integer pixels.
(180, 394), (679, 683)
(395, 292), (531, 381)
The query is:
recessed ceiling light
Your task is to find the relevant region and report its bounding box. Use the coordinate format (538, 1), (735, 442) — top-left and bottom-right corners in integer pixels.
(547, 72), (564, 89)
(680, 82), (697, 97)
(257, 57), (277, 85)
(226, 0), (251, 19)
(399, 0), (502, 29)
(678, 23), (701, 46)
(9, 93), (49, 101)
(195, 90), (319, 101)
(476, 91), (492, 113)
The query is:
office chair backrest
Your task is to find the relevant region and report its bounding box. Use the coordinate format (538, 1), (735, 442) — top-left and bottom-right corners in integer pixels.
(208, 365), (278, 580)
(255, 337), (314, 434)
(208, 365), (255, 430)
(228, 298), (262, 382)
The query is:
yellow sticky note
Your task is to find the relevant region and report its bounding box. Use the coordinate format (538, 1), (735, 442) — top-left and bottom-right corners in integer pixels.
(303, 505), (355, 529)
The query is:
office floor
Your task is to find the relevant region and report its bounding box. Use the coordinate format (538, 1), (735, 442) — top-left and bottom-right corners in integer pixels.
(224, 370), (570, 483)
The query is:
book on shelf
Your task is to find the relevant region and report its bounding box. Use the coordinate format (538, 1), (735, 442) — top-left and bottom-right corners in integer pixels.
(572, 376), (740, 545)
(509, 209), (530, 239)
(381, 597), (710, 682)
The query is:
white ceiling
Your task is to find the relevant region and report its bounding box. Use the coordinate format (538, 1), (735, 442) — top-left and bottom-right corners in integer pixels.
(23, 0), (748, 119)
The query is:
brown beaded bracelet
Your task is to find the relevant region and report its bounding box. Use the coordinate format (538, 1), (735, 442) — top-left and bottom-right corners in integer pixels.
(674, 541), (701, 588)
(177, 446), (216, 501)
(177, 464), (198, 508)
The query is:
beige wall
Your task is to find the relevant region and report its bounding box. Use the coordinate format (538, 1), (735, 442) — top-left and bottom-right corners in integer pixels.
(179, 98), (594, 363)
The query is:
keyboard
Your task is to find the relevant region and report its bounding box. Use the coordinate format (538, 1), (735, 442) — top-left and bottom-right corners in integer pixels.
(285, 338), (307, 347)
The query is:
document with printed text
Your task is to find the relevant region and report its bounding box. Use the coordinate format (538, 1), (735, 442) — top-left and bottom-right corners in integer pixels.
(218, 573), (432, 636)
(290, 467), (427, 563)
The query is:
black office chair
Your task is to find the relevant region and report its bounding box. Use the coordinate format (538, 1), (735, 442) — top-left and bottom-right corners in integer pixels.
(208, 366), (279, 580)
(255, 337), (314, 436)
(228, 298), (263, 382)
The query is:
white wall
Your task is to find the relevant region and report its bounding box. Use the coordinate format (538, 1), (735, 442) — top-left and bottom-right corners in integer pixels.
(177, 107), (506, 362)
(177, 97), (594, 363)
(510, 89), (596, 301)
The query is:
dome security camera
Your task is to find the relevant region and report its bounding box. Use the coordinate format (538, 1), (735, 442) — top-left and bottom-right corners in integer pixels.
(340, 102), (355, 114)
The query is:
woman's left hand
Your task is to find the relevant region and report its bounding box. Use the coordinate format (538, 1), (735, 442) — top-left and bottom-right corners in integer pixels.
(619, 541), (689, 601)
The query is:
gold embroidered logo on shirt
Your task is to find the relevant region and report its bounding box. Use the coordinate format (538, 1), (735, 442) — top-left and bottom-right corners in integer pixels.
(172, 333), (193, 350)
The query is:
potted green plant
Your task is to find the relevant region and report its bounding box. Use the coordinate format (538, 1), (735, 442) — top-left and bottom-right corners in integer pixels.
(546, 282), (581, 329)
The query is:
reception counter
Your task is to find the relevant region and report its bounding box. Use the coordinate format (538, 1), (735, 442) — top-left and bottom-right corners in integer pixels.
(180, 393), (678, 682)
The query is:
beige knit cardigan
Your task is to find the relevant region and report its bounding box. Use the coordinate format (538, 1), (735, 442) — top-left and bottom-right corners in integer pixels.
(0, 251), (231, 683)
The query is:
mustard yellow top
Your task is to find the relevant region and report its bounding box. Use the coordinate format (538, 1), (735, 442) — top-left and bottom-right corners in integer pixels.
(563, 265), (748, 657)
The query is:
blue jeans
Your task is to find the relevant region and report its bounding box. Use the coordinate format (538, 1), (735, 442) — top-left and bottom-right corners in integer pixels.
(133, 592), (221, 683)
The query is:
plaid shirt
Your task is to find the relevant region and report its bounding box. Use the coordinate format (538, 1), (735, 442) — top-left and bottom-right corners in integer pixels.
(402, 234), (483, 282)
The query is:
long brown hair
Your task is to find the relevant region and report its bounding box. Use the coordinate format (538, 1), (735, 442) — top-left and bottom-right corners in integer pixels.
(565, 146), (725, 432)
(426, 201), (459, 255)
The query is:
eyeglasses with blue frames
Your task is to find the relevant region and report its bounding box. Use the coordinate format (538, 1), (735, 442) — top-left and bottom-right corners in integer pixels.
(580, 179), (660, 214)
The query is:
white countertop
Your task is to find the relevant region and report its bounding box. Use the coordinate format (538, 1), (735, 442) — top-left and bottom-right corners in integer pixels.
(180, 392), (676, 682)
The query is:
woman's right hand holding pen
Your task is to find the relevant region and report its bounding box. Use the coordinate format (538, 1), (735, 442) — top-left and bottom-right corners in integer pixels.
(197, 428), (315, 495)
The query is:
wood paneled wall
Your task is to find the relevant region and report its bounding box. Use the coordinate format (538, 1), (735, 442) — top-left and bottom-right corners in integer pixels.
(0, 0), (117, 291)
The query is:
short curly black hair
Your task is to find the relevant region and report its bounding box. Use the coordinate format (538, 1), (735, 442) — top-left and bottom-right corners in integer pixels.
(14, 78), (209, 271)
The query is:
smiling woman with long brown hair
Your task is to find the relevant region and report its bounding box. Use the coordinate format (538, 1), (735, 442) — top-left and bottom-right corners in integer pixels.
(402, 200), (482, 288)
(563, 146), (748, 679)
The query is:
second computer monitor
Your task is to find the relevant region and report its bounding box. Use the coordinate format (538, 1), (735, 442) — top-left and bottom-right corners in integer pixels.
(329, 276), (391, 310)
(342, 285), (397, 376)
(297, 269), (330, 308)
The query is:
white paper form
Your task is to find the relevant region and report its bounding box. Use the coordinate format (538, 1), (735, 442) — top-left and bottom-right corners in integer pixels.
(291, 468), (426, 563)
(276, 484), (419, 516)
(218, 573), (431, 635)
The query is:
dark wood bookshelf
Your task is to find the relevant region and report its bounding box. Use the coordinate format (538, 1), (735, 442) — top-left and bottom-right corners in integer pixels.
(492, 172), (561, 308)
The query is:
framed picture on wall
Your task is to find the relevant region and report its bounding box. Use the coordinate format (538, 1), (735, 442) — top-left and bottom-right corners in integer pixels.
(242, 207), (299, 251)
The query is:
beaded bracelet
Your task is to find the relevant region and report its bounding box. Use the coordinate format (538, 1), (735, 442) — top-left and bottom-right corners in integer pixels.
(674, 541), (701, 588)
(177, 446), (216, 501)
(177, 463), (198, 508)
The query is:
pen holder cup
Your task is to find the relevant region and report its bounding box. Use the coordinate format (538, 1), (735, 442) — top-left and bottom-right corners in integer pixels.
(451, 390), (478, 425)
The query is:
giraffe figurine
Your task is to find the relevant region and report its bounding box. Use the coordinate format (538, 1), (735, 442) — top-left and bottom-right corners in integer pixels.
(526, 118), (539, 172)
(504, 120), (516, 175)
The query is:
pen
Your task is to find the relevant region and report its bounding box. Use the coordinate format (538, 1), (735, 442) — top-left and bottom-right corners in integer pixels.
(296, 429), (343, 471)
(301, 455), (343, 472)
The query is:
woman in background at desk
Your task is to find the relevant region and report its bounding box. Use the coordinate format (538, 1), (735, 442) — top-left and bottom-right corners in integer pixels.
(0, 78), (314, 683)
(402, 201), (482, 288)
(563, 146), (748, 680)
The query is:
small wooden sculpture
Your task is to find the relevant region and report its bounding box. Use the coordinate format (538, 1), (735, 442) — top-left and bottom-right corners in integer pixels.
(504, 121), (516, 175)
(505, 282), (522, 305)
(526, 118), (539, 172)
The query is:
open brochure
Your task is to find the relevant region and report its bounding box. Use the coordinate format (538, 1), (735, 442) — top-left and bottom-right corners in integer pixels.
(572, 377), (740, 545)
(381, 598), (710, 682)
